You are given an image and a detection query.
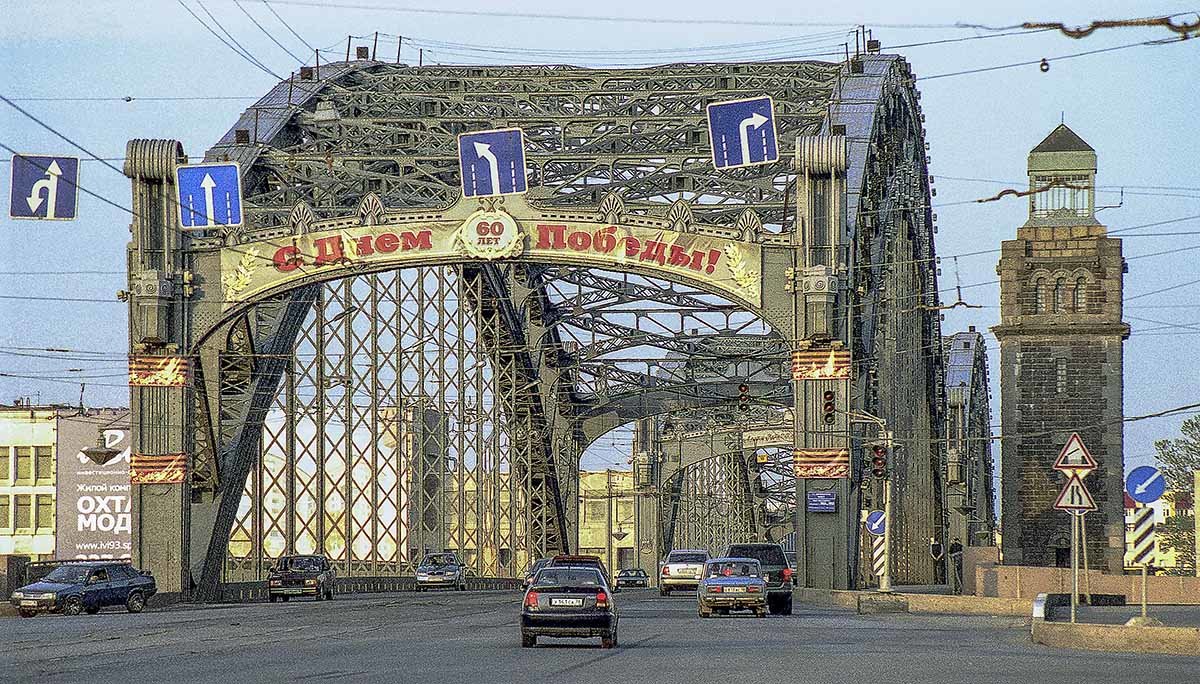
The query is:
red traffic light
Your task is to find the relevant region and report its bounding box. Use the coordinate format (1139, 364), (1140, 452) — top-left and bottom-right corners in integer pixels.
(870, 443), (888, 478)
(821, 390), (836, 424)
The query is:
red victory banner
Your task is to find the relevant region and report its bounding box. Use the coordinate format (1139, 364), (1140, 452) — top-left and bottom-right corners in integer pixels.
(793, 449), (850, 479)
(130, 453), (186, 485)
(791, 348), (850, 381)
(129, 356), (190, 387)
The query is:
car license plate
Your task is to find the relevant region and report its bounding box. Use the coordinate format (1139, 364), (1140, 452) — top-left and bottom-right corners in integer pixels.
(725, 587), (745, 593)
(20, 600), (37, 607)
(550, 597), (584, 607)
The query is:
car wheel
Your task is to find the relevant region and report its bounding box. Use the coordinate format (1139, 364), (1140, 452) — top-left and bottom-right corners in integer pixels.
(601, 632), (616, 649)
(698, 607), (711, 618)
(269, 595), (278, 603)
(756, 608), (767, 618)
(18, 609), (36, 618)
(781, 597), (793, 616)
(521, 633), (536, 648)
(315, 588), (324, 601)
(659, 588), (669, 597)
(281, 595), (290, 602)
(767, 595), (781, 615)
(126, 591), (146, 614)
(63, 596), (84, 616)
(327, 587), (335, 601)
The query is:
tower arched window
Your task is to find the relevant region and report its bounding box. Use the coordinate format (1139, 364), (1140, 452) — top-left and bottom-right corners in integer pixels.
(1053, 277), (1066, 313)
(1073, 276), (1087, 312)
(1033, 278), (1046, 313)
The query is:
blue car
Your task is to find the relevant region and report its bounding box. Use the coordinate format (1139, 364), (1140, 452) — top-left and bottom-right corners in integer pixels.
(10, 561), (157, 618)
(697, 557), (768, 618)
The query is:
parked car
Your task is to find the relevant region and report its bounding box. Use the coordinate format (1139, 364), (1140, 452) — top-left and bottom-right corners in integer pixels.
(416, 552), (467, 591)
(658, 549), (710, 595)
(723, 543), (793, 615)
(697, 557), (768, 618)
(523, 558), (552, 591)
(521, 565), (619, 648)
(10, 560), (156, 617)
(268, 554), (336, 602)
(615, 568), (649, 588)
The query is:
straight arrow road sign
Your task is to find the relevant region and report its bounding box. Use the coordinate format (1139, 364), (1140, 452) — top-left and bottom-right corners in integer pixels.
(9, 154), (80, 220)
(1054, 473), (1097, 513)
(175, 162), (243, 228)
(1052, 433), (1098, 478)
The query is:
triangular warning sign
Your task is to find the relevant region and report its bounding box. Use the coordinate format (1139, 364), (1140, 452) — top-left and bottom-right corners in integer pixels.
(1052, 433), (1097, 476)
(1054, 474), (1097, 512)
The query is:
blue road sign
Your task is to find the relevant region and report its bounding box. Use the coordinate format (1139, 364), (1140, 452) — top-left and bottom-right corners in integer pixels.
(458, 128), (527, 198)
(9, 154), (80, 220)
(175, 162), (243, 228)
(1126, 465), (1166, 505)
(865, 510), (886, 536)
(806, 490), (837, 513)
(706, 96), (779, 170)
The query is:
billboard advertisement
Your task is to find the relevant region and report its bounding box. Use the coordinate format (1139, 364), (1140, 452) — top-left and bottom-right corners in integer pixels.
(55, 411), (132, 560)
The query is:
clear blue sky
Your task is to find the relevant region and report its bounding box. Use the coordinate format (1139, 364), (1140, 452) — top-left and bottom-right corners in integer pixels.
(1, 1), (1198, 473)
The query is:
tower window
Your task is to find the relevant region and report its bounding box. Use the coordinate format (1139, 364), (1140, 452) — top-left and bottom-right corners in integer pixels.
(1056, 358), (1068, 394)
(1073, 276), (1087, 311)
(1033, 278), (1046, 313)
(1031, 174), (1092, 218)
(1053, 278), (1066, 313)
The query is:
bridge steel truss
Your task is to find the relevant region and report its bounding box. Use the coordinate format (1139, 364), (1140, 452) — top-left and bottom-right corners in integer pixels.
(123, 53), (944, 600)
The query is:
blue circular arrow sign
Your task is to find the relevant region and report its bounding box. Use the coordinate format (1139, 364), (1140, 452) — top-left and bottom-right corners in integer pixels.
(865, 510), (886, 536)
(1126, 465), (1166, 505)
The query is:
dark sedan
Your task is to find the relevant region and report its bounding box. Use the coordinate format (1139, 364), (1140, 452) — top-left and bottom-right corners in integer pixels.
(522, 557), (551, 591)
(268, 555), (336, 602)
(615, 568), (649, 588)
(521, 566), (619, 649)
(11, 561), (156, 617)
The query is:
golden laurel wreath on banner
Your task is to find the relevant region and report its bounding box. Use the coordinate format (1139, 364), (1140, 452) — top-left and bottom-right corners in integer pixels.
(455, 210), (525, 260)
(221, 249), (259, 298)
(723, 244), (760, 292)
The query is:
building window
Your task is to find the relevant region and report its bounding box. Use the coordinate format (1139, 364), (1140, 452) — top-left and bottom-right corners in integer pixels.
(1053, 278), (1066, 313)
(617, 500), (633, 524)
(1073, 276), (1087, 312)
(0, 446), (9, 484)
(585, 500), (606, 523)
(1033, 278), (1046, 313)
(35, 446), (53, 484)
(14, 447), (32, 483)
(0, 495), (9, 531)
(13, 494), (32, 530)
(1056, 359), (1068, 394)
(36, 495), (54, 531)
(1032, 174), (1091, 218)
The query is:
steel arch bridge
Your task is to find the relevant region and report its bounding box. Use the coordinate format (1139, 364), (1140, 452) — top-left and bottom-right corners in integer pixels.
(123, 52), (945, 600)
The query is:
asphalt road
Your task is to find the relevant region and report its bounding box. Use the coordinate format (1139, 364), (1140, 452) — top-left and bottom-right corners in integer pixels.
(1, 589), (1196, 683)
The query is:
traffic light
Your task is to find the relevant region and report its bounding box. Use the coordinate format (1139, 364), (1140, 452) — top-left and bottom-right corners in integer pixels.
(821, 390), (836, 425)
(870, 443), (888, 479)
(737, 383), (750, 411)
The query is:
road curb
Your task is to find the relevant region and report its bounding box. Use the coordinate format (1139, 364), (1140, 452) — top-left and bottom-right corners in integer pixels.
(1030, 593), (1200, 656)
(793, 587), (1031, 616)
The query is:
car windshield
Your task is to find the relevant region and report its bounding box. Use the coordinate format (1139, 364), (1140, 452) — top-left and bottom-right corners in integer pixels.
(533, 568), (603, 589)
(725, 545), (787, 566)
(667, 552), (707, 564)
(282, 556), (322, 571)
(618, 569), (643, 576)
(42, 565), (92, 584)
(422, 554), (455, 567)
(706, 560), (760, 577)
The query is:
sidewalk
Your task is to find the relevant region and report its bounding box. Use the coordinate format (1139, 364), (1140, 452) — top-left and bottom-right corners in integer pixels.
(1050, 604), (1200, 628)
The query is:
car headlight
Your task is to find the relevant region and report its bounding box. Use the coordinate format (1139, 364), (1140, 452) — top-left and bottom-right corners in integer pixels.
(39, 593), (56, 600)
(11, 592), (22, 599)
(305, 579), (317, 586)
(269, 580), (281, 587)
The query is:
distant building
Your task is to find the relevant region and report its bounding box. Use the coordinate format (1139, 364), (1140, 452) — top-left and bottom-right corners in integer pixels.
(993, 125), (1129, 572)
(0, 404), (130, 561)
(577, 470), (637, 573)
(943, 328), (996, 548)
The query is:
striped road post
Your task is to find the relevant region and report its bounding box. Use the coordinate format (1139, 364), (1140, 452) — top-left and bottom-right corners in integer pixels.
(871, 533), (886, 580)
(1130, 505), (1155, 618)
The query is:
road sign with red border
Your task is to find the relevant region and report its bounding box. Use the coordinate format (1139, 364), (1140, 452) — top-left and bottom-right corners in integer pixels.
(1054, 473), (1097, 513)
(1052, 433), (1097, 478)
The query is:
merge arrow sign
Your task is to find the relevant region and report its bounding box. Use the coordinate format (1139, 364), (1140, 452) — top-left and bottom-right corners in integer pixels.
(1052, 432), (1097, 478)
(1054, 473), (1097, 513)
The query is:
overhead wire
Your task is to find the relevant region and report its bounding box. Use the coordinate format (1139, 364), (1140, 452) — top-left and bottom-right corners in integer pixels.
(262, 0), (317, 52)
(176, 0), (283, 79)
(234, 0), (307, 64)
(921, 34), (1191, 81)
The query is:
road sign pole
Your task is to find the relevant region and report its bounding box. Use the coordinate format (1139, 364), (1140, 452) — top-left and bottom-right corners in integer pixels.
(1080, 512), (1091, 604)
(879, 473), (893, 593)
(1070, 512), (1078, 624)
(1141, 564), (1148, 619)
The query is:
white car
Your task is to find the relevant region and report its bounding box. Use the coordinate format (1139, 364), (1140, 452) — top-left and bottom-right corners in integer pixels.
(658, 549), (710, 595)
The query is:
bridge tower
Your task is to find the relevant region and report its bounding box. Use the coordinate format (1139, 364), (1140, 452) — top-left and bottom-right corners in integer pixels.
(994, 124), (1129, 572)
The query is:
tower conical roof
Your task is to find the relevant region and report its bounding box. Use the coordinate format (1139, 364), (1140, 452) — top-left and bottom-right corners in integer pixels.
(1031, 124), (1094, 154)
